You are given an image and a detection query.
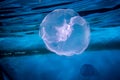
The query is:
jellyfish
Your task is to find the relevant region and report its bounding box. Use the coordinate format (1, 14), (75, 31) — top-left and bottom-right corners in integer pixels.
(39, 9), (90, 56)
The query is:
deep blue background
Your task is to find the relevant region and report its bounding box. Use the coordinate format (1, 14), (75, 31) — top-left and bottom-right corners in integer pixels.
(0, 0), (120, 80)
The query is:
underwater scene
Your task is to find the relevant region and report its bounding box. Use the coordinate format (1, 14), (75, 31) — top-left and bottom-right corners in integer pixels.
(0, 0), (120, 80)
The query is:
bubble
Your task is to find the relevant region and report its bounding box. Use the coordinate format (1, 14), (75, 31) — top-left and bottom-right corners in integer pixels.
(39, 9), (90, 56)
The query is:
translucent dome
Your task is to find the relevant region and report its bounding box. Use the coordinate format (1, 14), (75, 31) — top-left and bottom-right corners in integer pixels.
(39, 9), (90, 56)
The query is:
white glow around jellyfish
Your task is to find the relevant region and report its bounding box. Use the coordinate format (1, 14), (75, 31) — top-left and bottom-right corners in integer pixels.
(39, 9), (90, 56)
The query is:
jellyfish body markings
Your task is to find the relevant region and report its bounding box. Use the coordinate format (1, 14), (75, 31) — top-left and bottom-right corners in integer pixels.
(39, 9), (90, 56)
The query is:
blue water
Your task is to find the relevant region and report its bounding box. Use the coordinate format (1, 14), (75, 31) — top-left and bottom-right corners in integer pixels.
(0, 0), (120, 80)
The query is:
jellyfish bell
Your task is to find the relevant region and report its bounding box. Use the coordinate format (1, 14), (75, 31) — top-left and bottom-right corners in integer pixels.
(39, 9), (90, 56)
